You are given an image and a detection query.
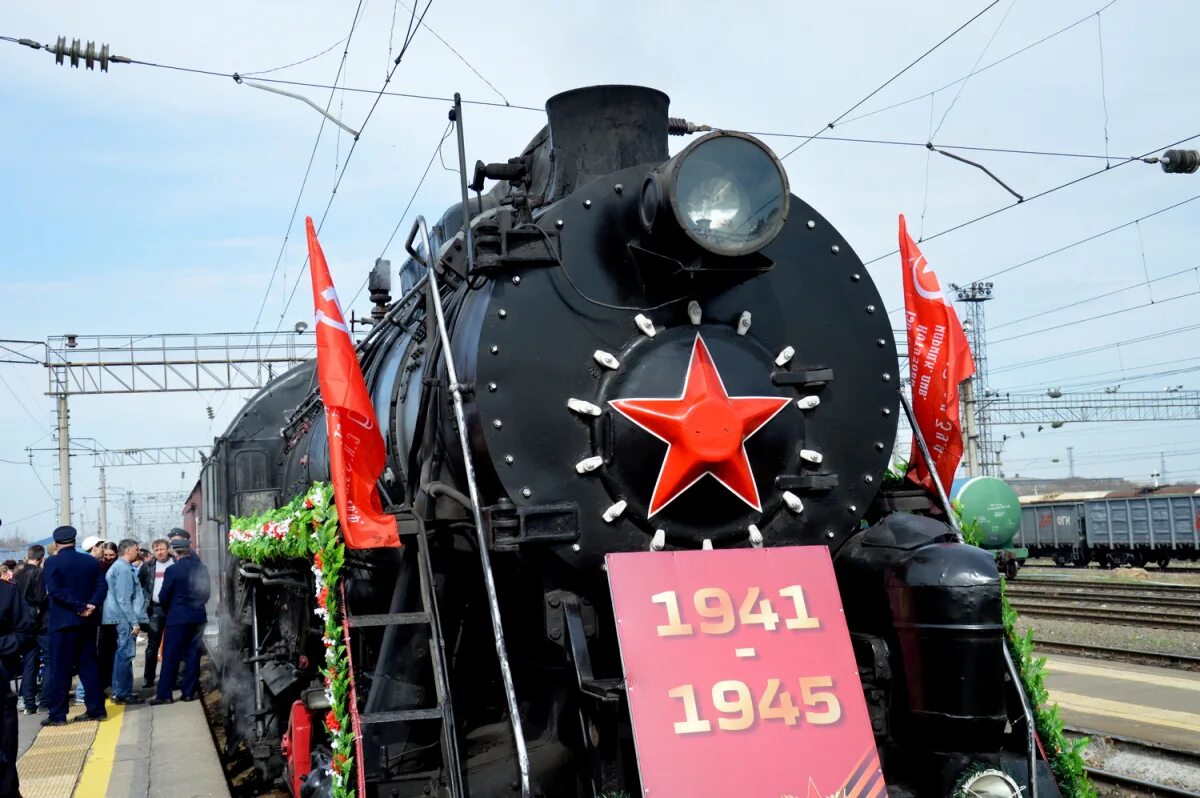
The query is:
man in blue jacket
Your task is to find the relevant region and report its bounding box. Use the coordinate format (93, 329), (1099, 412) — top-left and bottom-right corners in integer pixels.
(151, 538), (210, 704)
(102, 538), (148, 705)
(41, 525), (108, 725)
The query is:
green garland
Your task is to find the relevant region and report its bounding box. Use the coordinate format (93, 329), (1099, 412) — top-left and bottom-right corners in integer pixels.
(945, 503), (1094, 796)
(1000, 580), (1095, 798)
(228, 482), (357, 798)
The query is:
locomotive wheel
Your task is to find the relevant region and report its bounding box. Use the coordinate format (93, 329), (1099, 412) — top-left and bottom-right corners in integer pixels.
(1158, 556), (1171, 569)
(1004, 559), (1018, 579)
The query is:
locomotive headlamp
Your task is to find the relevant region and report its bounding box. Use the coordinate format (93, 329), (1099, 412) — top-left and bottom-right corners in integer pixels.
(640, 131), (790, 257)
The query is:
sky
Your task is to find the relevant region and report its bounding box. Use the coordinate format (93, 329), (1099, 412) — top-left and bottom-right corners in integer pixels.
(2, 0), (1199, 539)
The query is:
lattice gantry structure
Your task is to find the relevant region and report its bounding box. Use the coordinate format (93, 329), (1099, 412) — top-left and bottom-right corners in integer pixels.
(40, 332), (313, 525)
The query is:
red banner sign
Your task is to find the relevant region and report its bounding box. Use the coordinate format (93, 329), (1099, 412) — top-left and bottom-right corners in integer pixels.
(607, 547), (883, 798)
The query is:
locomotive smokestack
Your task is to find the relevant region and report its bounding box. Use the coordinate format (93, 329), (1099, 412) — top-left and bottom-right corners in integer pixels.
(545, 85), (669, 200)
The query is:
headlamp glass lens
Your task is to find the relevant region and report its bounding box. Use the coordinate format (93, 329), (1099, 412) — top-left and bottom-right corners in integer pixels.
(674, 136), (786, 255)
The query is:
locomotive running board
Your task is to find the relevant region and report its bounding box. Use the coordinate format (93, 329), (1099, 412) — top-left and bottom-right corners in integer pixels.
(407, 215), (533, 798)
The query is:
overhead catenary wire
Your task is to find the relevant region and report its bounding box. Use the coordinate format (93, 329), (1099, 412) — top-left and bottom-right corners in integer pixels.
(989, 287), (1200, 345)
(780, 0), (1002, 160)
(887, 193), (1200, 315)
(239, 36), (348, 77)
(930, 0), (1017, 140)
(990, 321), (1200, 375)
(269, 0), (438, 343)
(837, 0), (1118, 128)
(347, 120), (455, 308)
(865, 130), (1200, 270)
(392, 0), (510, 105)
(214, 1), (368, 420)
(991, 265), (1200, 331)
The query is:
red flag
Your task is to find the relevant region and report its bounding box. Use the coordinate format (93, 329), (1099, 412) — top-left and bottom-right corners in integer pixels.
(306, 217), (400, 549)
(899, 214), (976, 494)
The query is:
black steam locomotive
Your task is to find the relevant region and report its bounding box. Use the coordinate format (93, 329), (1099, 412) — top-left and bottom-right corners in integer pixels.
(197, 86), (1056, 797)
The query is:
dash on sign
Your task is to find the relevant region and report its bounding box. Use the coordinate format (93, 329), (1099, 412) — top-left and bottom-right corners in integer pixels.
(735, 647), (757, 659)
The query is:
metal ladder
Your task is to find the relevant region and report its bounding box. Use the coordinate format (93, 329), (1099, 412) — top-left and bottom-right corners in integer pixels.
(345, 516), (465, 797)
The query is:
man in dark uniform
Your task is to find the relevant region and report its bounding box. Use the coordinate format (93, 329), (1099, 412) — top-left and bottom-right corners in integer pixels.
(14, 544), (48, 714)
(151, 538), (209, 704)
(167, 527), (198, 560)
(42, 526), (108, 725)
(0, 546), (33, 796)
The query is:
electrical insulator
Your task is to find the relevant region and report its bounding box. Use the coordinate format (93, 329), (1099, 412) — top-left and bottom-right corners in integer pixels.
(206, 406), (214, 420)
(1160, 149), (1200, 174)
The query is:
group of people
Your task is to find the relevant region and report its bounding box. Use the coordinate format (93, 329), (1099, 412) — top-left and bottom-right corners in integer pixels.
(0, 524), (210, 794)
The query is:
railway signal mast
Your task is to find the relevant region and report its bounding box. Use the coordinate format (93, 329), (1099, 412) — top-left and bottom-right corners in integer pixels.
(952, 281), (998, 476)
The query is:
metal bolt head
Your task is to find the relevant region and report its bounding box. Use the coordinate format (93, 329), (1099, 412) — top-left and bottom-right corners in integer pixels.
(498, 309), (507, 318)
(876, 338), (886, 347)
(493, 419), (503, 429)
(505, 454), (514, 464)
(831, 245), (840, 254)
(851, 273), (861, 282)
(882, 372), (891, 382)
(825, 530), (836, 539)
(848, 505), (858, 513)
(874, 442), (885, 451)
(614, 183), (624, 194)
(806, 220), (816, 229)
(521, 487), (532, 498)
(572, 543), (582, 552)
(512, 275), (521, 285)
(881, 408), (891, 416)
(864, 475), (874, 484)
(487, 382), (498, 392)
(549, 628), (562, 640)
(490, 345), (500, 354)
(866, 305), (876, 313)
(583, 200), (592, 209)
(555, 219), (564, 229)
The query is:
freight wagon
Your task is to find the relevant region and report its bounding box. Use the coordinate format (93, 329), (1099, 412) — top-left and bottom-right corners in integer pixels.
(1016, 487), (1200, 568)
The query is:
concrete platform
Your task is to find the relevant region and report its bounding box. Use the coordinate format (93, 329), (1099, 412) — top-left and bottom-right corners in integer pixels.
(1041, 652), (1200, 754)
(15, 638), (230, 797)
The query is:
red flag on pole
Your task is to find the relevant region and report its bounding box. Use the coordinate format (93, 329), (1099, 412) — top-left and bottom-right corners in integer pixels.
(899, 214), (976, 494)
(306, 217), (400, 549)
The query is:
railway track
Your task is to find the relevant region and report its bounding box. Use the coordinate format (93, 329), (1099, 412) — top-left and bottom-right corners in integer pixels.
(1065, 725), (1200, 797)
(1008, 577), (1200, 629)
(1035, 641), (1200, 672)
(1084, 766), (1200, 797)
(1024, 564), (1200, 575)
(1009, 585), (1200, 612)
(1009, 601), (1200, 630)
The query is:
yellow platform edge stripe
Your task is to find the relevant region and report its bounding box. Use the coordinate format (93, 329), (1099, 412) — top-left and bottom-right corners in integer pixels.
(1045, 658), (1200, 693)
(1050, 689), (1200, 735)
(74, 701), (126, 798)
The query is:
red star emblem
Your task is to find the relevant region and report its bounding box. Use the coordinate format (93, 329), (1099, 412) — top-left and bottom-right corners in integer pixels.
(609, 334), (791, 517)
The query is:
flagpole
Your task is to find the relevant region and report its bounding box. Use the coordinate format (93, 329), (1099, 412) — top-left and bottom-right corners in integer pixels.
(897, 388), (963, 540)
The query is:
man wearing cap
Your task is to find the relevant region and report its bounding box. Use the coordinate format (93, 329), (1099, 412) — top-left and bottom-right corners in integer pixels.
(73, 534), (108, 708)
(0, 543), (33, 795)
(81, 535), (106, 561)
(167, 528), (199, 561)
(42, 526), (108, 725)
(151, 538), (209, 704)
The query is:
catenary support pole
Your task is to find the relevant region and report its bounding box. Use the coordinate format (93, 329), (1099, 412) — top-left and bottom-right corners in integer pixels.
(98, 466), (108, 539)
(56, 394), (70, 526)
